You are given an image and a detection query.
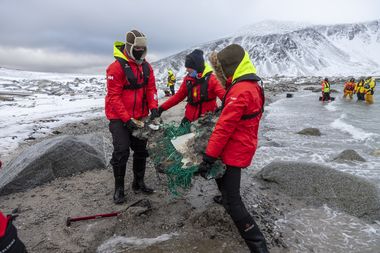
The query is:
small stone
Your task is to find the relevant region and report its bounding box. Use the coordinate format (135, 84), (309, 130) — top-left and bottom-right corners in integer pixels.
(297, 128), (321, 136)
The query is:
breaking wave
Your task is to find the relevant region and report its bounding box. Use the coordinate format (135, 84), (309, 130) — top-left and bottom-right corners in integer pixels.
(330, 114), (374, 141)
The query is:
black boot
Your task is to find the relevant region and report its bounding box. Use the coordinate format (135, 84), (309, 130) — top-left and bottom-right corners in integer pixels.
(113, 176), (125, 204)
(235, 216), (269, 253)
(132, 158), (154, 194)
(112, 166), (126, 204)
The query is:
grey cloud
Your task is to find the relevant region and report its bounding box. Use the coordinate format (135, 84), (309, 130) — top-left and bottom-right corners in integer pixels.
(0, 0), (379, 73)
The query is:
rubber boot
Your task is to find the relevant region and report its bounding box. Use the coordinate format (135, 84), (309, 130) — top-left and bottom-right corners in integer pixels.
(132, 158), (154, 194)
(112, 166), (125, 204)
(234, 216), (269, 253)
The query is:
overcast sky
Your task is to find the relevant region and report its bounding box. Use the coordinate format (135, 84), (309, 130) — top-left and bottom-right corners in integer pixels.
(0, 0), (379, 74)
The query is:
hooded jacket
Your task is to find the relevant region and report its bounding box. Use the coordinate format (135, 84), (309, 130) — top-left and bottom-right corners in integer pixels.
(364, 77), (376, 95)
(355, 79), (365, 94)
(160, 63), (225, 122)
(167, 70), (176, 87)
(206, 45), (264, 168)
(105, 41), (158, 122)
(0, 211), (8, 238)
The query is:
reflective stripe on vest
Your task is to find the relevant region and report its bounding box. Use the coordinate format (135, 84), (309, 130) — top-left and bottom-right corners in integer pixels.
(323, 82), (330, 92)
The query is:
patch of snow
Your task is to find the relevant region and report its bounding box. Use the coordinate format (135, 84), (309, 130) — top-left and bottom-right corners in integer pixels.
(97, 233), (178, 253)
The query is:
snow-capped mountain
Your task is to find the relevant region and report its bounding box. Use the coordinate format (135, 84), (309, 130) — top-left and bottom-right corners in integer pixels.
(234, 20), (311, 37)
(152, 20), (380, 80)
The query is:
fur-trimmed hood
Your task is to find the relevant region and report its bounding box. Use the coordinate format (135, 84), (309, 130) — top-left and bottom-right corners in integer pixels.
(208, 51), (227, 88)
(208, 44), (257, 88)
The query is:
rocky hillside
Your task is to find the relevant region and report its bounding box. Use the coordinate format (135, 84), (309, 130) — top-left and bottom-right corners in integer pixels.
(152, 20), (380, 80)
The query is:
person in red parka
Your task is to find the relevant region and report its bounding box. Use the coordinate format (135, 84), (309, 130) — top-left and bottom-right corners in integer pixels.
(105, 30), (160, 204)
(198, 44), (268, 253)
(158, 49), (225, 124)
(0, 211), (27, 252)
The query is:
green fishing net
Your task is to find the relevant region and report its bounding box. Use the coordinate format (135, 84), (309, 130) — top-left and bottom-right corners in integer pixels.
(137, 114), (225, 196)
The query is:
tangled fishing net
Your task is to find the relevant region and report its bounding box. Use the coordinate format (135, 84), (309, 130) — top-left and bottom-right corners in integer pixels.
(133, 113), (225, 196)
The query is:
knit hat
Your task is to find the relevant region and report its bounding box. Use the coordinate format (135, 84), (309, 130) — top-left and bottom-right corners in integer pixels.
(126, 29), (147, 62)
(185, 49), (205, 73)
(216, 44), (245, 79)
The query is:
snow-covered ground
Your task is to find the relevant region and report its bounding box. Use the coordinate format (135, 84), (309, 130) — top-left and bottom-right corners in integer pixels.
(0, 68), (106, 158)
(0, 67), (172, 159)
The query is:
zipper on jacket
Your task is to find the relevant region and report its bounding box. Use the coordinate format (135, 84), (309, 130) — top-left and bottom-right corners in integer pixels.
(132, 90), (137, 118)
(132, 65), (143, 119)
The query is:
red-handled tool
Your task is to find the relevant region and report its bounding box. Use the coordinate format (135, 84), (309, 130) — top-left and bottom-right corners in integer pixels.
(66, 199), (150, 226)
(66, 212), (119, 226)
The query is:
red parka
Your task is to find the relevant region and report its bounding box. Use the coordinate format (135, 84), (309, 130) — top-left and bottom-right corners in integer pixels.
(0, 211), (8, 238)
(160, 64), (225, 122)
(105, 42), (158, 122)
(206, 52), (264, 168)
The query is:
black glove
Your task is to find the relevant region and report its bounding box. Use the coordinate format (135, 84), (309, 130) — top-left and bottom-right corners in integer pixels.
(198, 154), (217, 179)
(214, 106), (222, 114)
(158, 106), (164, 117)
(124, 119), (138, 132)
(150, 108), (160, 120)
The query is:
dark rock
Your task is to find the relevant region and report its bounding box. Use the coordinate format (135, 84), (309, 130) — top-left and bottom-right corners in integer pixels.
(261, 141), (283, 148)
(0, 134), (107, 195)
(24, 136), (36, 141)
(333, 150), (366, 162)
(256, 161), (380, 222)
(286, 93), (293, 98)
(297, 128), (321, 136)
(303, 86), (319, 91)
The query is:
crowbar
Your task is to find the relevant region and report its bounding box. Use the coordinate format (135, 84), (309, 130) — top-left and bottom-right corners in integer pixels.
(66, 199), (149, 226)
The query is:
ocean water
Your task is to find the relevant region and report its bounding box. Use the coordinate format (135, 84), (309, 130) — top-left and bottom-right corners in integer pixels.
(255, 82), (380, 183)
(252, 81), (380, 252)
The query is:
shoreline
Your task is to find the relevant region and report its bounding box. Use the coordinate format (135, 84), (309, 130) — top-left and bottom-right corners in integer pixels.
(0, 81), (333, 253)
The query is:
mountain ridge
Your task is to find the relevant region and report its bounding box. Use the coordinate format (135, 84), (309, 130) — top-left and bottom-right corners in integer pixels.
(152, 19), (380, 80)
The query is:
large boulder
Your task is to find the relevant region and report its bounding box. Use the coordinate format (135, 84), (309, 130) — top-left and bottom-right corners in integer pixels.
(297, 128), (321, 136)
(333, 149), (366, 162)
(0, 134), (107, 195)
(256, 161), (380, 222)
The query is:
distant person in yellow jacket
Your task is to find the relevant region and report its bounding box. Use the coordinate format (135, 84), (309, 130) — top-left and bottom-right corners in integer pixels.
(321, 78), (331, 101)
(167, 69), (176, 96)
(343, 78), (356, 99)
(364, 76), (376, 104)
(354, 78), (365, 101)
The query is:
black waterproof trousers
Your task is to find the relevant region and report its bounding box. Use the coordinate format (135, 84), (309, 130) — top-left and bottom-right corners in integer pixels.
(322, 92), (331, 101)
(0, 221), (27, 253)
(357, 92), (365, 101)
(170, 85), (175, 96)
(109, 119), (149, 181)
(216, 166), (269, 253)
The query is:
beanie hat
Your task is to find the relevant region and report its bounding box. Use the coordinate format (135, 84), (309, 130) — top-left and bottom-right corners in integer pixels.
(185, 49), (205, 73)
(216, 44), (245, 79)
(126, 29), (147, 61)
